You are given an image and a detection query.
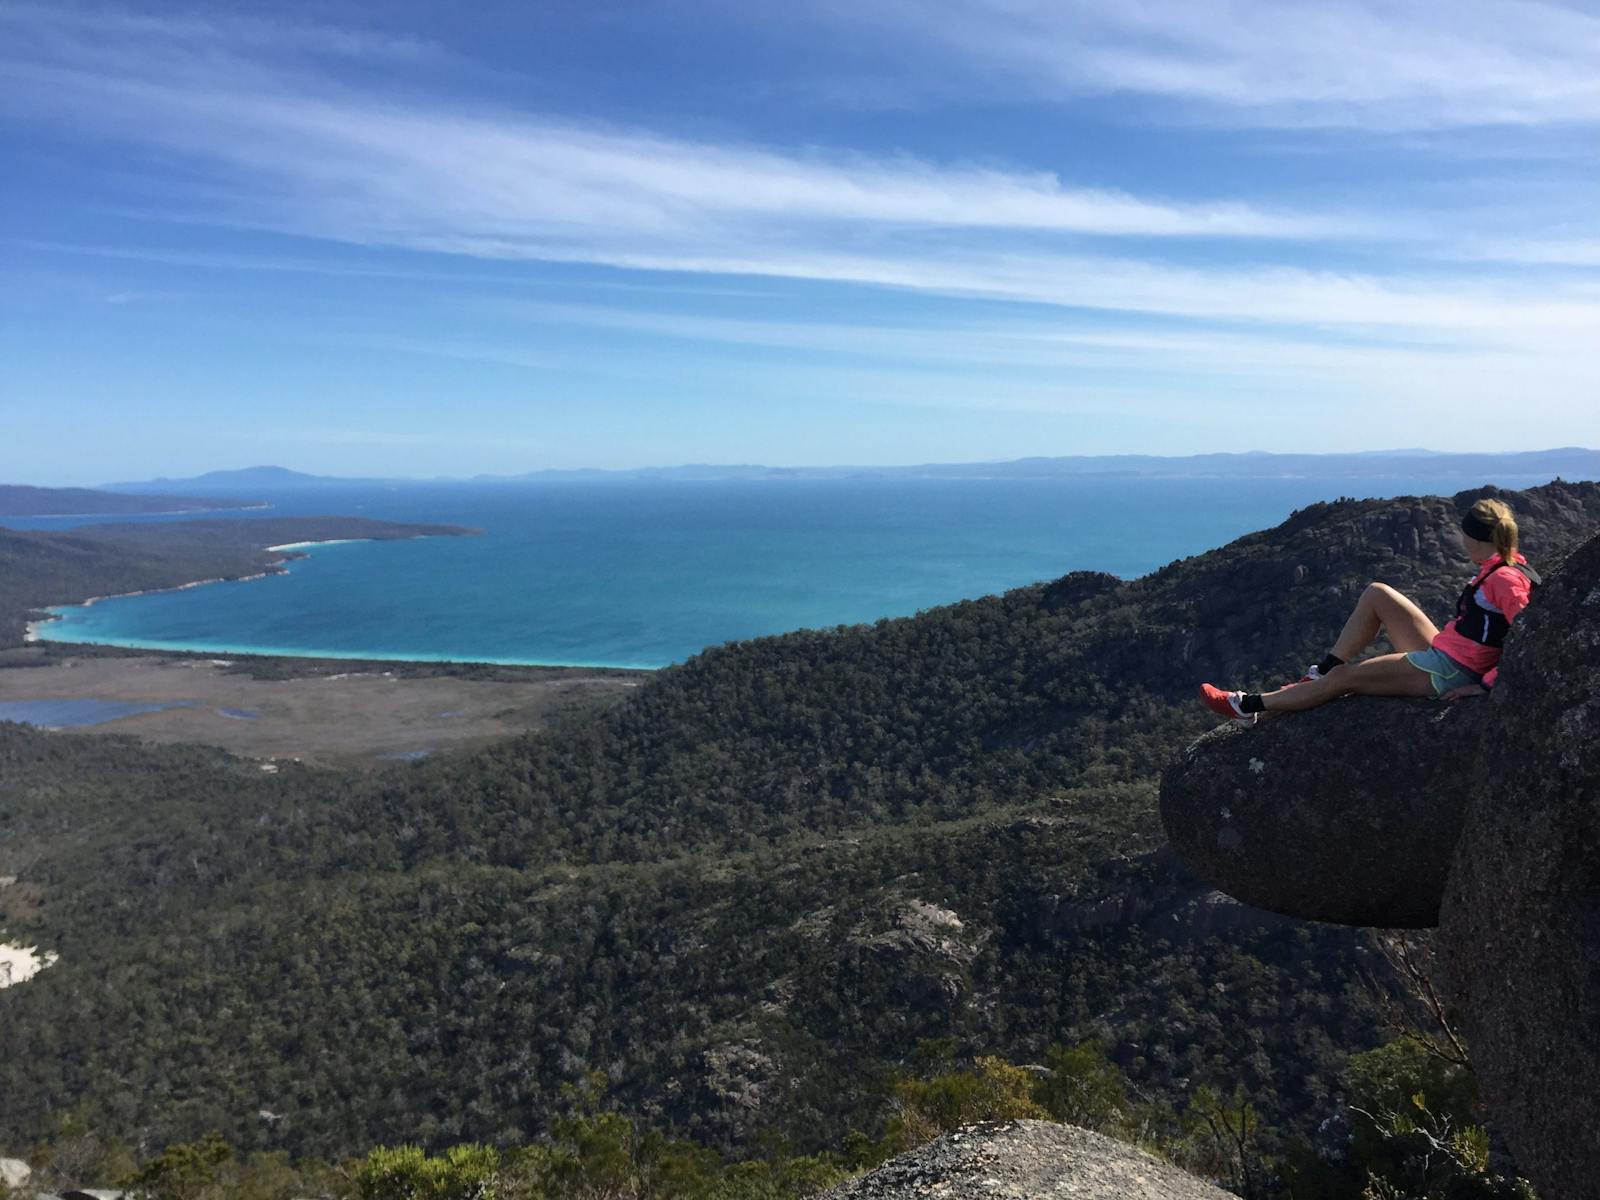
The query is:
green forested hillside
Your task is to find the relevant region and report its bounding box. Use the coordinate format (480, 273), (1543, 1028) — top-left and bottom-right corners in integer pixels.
(1, 482), (1596, 1166)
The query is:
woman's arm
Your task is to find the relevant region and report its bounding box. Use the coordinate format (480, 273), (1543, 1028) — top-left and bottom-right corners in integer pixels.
(1473, 568), (1535, 693)
(1483, 567), (1534, 625)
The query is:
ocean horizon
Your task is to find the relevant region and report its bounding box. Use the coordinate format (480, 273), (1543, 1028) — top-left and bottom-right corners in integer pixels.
(18, 473), (1563, 669)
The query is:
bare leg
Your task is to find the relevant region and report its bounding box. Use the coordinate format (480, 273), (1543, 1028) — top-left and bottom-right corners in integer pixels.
(1262, 652), (1434, 712)
(1329, 582), (1440, 660)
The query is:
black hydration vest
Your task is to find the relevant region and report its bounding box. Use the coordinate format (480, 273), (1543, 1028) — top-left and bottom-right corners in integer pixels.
(1453, 560), (1541, 649)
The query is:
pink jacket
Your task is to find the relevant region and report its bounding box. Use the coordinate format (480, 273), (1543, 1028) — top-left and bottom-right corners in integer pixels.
(1432, 554), (1534, 689)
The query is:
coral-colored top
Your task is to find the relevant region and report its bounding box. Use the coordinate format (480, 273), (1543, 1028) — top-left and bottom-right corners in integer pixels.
(1432, 553), (1533, 689)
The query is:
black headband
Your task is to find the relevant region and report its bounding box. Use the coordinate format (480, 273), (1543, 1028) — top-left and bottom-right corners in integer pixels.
(1461, 510), (1496, 541)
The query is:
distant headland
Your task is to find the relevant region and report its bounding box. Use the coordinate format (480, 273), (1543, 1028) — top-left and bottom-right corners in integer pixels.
(0, 483), (265, 517)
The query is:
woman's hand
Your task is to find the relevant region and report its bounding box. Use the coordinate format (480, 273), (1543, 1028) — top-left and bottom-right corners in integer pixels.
(1442, 684), (1489, 701)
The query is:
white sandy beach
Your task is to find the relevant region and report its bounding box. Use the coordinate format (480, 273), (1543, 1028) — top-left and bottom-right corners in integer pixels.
(24, 536), (403, 644)
(263, 538), (372, 553)
(24, 538), (375, 642)
(24, 571), (272, 643)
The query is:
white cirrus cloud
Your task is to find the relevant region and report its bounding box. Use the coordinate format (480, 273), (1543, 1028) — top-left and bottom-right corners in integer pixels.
(797, 0), (1600, 130)
(2, 0), (1597, 415)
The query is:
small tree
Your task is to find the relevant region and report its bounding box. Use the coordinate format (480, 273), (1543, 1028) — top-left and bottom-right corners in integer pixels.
(1176, 1085), (1274, 1200)
(1346, 1040), (1533, 1200)
(1353, 932), (1538, 1198)
(27, 1109), (137, 1193)
(877, 1056), (1046, 1158)
(351, 1144), (500, 1200)
(123, 1131), (235, 1200)
(1034, 1041), (1133, 1133)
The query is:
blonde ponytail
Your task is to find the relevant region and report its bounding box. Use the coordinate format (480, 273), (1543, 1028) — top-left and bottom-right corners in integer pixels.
(1468, 498), (1519, 564)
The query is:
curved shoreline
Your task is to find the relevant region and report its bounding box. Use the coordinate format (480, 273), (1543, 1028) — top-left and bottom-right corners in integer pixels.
(25, 571), (275, 643)
(25, 537), (667, 671)
(23, 538), (348, 650)
(26, 632), (664, 672)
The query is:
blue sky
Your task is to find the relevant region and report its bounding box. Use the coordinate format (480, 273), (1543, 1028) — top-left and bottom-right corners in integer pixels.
(3, 0), (1598, 484)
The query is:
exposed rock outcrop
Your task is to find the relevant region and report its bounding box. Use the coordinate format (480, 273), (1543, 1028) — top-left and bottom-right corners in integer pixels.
(820, 1120), (1232, 1200)
(0, 1156), (31, 1188)
(1159, 698), (1487, 927)
(1161, 526), (1600, 1197)
(1439, 531), (1600, 1200)
(792, 890), (984, 1019)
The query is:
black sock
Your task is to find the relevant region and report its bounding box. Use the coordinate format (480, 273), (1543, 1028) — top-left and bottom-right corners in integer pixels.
(1239, 693), (1266, 713)
(1316, 653), (1345, 674)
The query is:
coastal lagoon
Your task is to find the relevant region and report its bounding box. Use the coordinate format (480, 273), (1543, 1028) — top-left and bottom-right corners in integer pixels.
(20, 474), (1560, 668)
(0, 698), (193, 729)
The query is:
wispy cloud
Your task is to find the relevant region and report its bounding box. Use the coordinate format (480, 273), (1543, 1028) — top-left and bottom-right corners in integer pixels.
(5, 7), (1593, 325)
(435, 239), (1598, 338)
(799, 0), (1600, 130)
(3, 1), (1596, 444)
(0, 54), (1352, 241)
(2, 2), (438, 66)
(1450, 238), (1600, 266)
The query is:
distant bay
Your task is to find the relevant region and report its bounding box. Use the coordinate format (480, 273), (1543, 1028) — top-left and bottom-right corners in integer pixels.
(17, 473), (1564, 668)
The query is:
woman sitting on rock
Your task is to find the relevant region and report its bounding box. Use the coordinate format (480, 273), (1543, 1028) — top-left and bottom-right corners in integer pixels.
(1200, 498), (1537, 723)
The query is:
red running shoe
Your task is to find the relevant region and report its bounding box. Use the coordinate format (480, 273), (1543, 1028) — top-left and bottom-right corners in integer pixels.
(1200, 683), (1255, 724)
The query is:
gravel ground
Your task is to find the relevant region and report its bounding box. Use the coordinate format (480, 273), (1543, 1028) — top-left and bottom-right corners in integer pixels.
(822, 1121), (1233, 1200)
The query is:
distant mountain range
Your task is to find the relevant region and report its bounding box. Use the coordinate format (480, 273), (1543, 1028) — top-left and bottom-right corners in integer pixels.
(487, 447), (1600, 483)
(103, 465), (352, 493)
(99, 448), (1600, 492)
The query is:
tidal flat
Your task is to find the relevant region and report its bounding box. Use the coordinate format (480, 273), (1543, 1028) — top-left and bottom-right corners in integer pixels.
(0, 647), (645, 768)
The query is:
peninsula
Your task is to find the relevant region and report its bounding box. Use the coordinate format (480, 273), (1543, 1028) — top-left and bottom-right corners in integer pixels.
(0, 483), (264, 517)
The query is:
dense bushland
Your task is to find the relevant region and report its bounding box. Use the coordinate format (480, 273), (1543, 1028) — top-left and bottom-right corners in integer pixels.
(2, 482), (1594, 1188)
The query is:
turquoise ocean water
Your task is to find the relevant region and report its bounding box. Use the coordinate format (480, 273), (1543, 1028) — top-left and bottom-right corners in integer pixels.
(17, 476), (1556, 669)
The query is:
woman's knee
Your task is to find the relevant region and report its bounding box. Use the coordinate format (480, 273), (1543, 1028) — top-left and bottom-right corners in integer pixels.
(1365, 581), (1414, 610)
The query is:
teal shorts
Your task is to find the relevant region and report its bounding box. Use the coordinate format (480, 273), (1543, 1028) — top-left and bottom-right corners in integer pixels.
(1405, 647), (1482, 698)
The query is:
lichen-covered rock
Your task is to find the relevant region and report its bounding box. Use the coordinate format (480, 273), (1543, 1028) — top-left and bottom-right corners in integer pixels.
(820, 1120), (1231, 1200)
(1159, 697), (1489, 928)
(1440, 531), (1600, 1200)
(0, 1157), (32, 1189)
